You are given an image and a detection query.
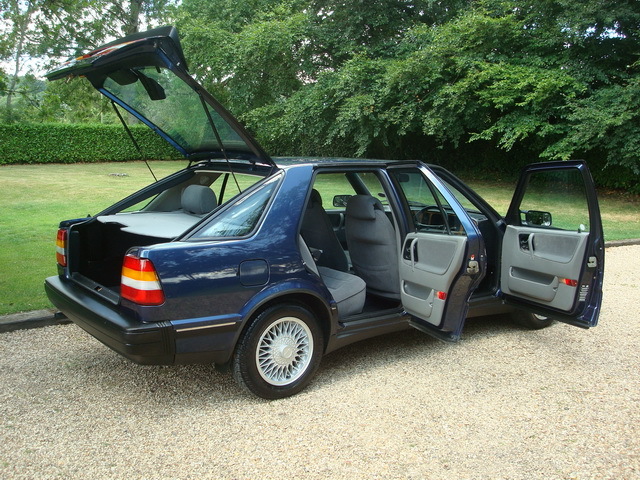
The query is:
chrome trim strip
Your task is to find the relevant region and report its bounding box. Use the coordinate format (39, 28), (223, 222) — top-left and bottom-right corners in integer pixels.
(175, 322), (235, 333)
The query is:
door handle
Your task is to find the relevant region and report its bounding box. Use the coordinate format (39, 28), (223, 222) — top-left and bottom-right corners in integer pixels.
(519, 233), (535, 252)
(410, 238), (418, 271)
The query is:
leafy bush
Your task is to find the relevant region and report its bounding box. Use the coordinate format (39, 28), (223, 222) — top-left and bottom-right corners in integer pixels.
(0, 123), (181, 165)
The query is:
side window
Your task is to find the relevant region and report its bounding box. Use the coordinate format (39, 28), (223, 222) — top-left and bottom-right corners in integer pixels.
(391, 169), (465, 235)
(310, 171), (388, 209)
(210, 172), (263, 204)
(311, 173), (357, 209)
(519, 169), (590, 232)
(191, 175), (280, 238)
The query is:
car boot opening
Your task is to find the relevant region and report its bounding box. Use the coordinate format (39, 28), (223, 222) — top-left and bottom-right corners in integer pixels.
(69, 218), (170, 291)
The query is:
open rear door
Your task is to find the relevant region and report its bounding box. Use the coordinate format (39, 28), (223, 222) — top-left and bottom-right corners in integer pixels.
(389, 165), (487, 342)
(500, 161), (604, 328)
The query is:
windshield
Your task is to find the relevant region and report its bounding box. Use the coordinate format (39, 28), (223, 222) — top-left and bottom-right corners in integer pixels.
(103, 66), (253, 157)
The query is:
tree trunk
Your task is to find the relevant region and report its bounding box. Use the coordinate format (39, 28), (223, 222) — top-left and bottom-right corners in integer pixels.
(5, 0), (35, 121)
(123, 0), (144, 35)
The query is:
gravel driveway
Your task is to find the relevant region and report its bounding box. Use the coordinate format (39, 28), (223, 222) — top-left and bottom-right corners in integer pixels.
(1, 245), (638, 480)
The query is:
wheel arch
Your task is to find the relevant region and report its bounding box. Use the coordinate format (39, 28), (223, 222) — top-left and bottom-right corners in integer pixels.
(237, 287), (336, 354)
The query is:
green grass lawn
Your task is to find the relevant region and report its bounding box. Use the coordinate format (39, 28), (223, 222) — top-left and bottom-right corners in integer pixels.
(1, 161), (638, 316)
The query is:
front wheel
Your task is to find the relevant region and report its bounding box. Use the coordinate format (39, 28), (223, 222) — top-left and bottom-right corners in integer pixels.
(511, 310), (554, 330)
(232, 303), (323, 399)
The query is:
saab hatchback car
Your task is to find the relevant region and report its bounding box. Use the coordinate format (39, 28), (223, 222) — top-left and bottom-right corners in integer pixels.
(45, 27), (604, 399)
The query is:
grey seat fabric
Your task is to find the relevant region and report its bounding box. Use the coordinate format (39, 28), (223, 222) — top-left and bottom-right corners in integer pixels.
(182, 185), (217, 215)
(345, 195), (400, 299)
(301, 189), (349, 272)
(299, 236), (366, 317)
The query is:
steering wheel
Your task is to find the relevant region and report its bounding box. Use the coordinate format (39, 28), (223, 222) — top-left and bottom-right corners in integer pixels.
(415, 206), (443, 227)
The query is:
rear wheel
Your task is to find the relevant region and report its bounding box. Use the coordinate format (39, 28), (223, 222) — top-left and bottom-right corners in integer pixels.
(511, 310), (554, 330)
(232, 303), (323, 399)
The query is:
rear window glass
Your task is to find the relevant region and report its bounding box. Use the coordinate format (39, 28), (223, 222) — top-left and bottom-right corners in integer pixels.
(103, 66), (253, 155)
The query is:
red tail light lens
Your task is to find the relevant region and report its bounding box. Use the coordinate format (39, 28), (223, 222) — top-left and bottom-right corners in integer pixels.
(121, 254), (165, 305)
(56, 229), (68, 267)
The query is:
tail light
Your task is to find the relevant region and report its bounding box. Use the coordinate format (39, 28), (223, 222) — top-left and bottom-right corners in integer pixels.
(56, 229), (68, 267)
(121, 254), (165, 305)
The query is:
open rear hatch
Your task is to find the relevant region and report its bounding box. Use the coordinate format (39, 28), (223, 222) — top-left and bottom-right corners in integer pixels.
(46, 26), (274, 167)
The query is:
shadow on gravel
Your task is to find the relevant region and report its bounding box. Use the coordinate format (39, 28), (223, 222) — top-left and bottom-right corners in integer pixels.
(57, 313), (535, 403)
(313, 313), (530, 387)
(60, 345), (240, 404)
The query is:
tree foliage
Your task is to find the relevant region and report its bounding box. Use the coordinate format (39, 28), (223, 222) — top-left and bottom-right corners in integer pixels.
(1, 0), (638, 191)
(176, 0), (637, 190)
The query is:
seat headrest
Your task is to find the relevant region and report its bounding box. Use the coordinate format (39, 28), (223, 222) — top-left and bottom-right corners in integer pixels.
(182, 185), (217, 215)
(346, 195), (383, 220)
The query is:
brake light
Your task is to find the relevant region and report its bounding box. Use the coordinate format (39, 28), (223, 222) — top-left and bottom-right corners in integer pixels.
(121, 254), (165, 305)
(56, 229), (67, 267)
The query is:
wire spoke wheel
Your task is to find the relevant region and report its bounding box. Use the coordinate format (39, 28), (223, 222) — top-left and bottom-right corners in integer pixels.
(232, 303), (323, 399)
(256, 317), (313, 386)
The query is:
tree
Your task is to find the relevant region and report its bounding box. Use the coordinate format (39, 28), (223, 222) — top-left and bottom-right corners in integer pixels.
(233, 0), (640, 191)
(1, 0), (38, 121)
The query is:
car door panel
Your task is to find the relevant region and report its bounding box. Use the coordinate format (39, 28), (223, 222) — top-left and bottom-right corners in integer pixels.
(501, 161), (604, 328)
(389, 164), (486, 341)
(501, 226), (588, 310)
(400, 234), (467, 325)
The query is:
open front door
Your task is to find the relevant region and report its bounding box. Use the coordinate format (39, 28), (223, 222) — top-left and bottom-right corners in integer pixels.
(501, 161), (604, 328)
(389, 165), (487, 342)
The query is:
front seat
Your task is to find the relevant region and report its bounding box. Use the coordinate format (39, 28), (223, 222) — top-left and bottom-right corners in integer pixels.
(345, 195), (400, 299)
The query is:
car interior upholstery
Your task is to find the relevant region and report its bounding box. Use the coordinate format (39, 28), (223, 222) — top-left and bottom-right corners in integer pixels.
(345, 195), (401, 300)
(180, 184), (217, 215)
(298, 236), (366, 317)
(300, 189), (350, 272)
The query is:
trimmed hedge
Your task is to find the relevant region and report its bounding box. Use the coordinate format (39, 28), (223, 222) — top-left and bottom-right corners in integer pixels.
(0, 123), (182, 164)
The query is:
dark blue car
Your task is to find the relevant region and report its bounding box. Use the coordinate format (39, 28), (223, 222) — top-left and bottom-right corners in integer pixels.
(45, 27), (605, 399)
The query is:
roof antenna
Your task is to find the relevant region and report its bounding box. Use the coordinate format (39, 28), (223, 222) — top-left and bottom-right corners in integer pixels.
(111, 101), (158, 182)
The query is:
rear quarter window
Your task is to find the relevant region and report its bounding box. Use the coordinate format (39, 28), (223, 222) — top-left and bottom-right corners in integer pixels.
(190, 174), (281, 239)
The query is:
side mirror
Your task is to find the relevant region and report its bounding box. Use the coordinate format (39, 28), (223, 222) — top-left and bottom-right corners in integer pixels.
(333, 195), (351, 208)
(523, 210), (552, 227)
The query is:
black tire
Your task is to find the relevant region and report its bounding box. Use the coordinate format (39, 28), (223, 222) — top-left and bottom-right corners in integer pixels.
(511, 310), (554, 330)
(232, 303), (323, 399)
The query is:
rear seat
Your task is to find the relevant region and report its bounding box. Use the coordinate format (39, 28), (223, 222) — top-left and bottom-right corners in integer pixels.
(96, 185), (218, 238)
(181, 184), (217, 215)
(299, 236), (366, 317)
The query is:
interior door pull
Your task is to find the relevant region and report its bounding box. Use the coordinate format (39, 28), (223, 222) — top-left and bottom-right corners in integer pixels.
(410, 238), (418, 271)
(527, 233), (535, 258)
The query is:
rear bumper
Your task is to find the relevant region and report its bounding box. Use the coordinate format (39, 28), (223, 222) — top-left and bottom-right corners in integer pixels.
(45, 276), (175, 365)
